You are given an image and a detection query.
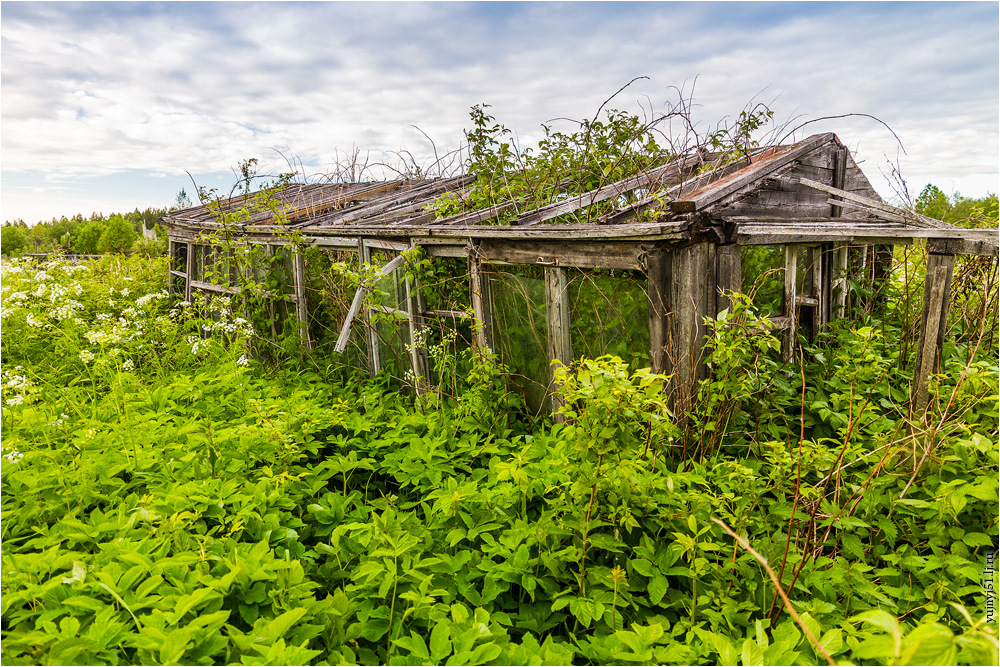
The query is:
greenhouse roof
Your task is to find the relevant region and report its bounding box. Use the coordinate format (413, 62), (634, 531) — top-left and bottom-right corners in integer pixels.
(163, 133), (998, 254)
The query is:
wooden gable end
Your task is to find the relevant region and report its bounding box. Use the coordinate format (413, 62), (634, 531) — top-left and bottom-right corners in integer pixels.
(712, 138), (883, 221)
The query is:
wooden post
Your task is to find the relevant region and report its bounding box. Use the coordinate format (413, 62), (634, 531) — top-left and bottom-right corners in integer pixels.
(468, 250), (495, 354)
(782, 245), (798, 362)
(647, 248), (673, 378)
(810, 245), (825, 336)
(545, 266), (572, 417)
(406, 243), (430, 391)
(910, 251), (954, 417)
(184, 242), (194, 303)
(833, 244), (849, 319)
(359, 239), (380, 375)
(292, 251), (312, 348)
(668, 244), (714, 417)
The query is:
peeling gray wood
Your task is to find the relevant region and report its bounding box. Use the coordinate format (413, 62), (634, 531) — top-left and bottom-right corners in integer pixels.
(782, 245), (798, 362)
(477, 240), (644, 270)
(293, 252), (312, 349)
(468, 253), (495, 354)
(670, 133), (833, 213)
(910, 253), (954, 417)
(926, 237), (999, 257)
(544, 267), (573, 418)
(799, 177), (952, 229)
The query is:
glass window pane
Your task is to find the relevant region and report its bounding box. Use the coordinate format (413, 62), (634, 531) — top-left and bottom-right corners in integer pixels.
(741, 245), (784, 316)
(488, 265), (550, 417)
(568, 269), (650, 368)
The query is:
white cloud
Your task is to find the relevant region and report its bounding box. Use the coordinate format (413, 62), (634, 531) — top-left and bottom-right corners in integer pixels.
(1, 2), (997, 222)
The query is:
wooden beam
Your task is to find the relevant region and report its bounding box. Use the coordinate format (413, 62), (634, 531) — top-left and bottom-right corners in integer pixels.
(782, 245), (798, 363)
(798, 177), (952, 229)
(476, 240), (644, 270)
(833, 245), (849, 319)
(831, 145), (847, 218)
(468, 252), (495, 354)
(405, 242), (431, 393)
(927, 237), (999, 257)
(183, 242), (194, 302)
(545, 267), (573, 418)
(666, 243), (714, 419)
(910, 252), (954, 417)
(647, 248), (672, 378)
(293, 251), (312, 349)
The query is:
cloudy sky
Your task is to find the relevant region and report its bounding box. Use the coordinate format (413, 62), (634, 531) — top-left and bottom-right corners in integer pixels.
(2, 1), (998, 224)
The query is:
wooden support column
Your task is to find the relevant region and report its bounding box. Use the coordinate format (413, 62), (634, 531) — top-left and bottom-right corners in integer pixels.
(359, 239), (380, 375)
(910, 251), (954, 417)
(184, 242), (194, 303)
(545, 266), (572, 417)
(648, 248), (673, 378)
(468, 251), (495, 354)
(716, 243), (742, 313)
(809, 245), (825, 336)
(833, 244), (850, 319)
(406, 243), (430, 392)
(664, 244), (714, 417)
(292, 251), (312, 349)
(781, 245), (798, 362)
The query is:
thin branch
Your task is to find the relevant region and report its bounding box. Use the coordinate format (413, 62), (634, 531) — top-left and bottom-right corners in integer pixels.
(711, 517), (837, 667)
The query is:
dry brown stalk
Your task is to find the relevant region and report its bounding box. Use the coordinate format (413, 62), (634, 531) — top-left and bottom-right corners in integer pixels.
(711, 517), (837, 667)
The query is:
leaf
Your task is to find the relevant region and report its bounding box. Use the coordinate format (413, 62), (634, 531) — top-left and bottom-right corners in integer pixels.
(648, 575), (669, 606)
(819, 628), (843, 655)
(851, 609), (902, 656)
(429, 621), (452, 661)
(741, 638), (764, 666)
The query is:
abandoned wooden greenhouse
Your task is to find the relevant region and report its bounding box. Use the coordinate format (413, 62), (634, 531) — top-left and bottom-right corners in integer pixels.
(161, 132), (998, 419)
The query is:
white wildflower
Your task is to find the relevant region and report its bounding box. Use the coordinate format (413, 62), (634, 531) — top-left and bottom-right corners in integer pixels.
(5, 396), (24, 406)
(79, 349), (95, 364)
(26, 313), (43, 328)
(237, 354), (250, 367)
(122, 358), (135, 371)
(3, 447), (23, 463)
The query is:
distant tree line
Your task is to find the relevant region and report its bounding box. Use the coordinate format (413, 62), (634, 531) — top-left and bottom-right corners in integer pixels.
(913, 184), (998, 226)
(0, 189), (196, 257)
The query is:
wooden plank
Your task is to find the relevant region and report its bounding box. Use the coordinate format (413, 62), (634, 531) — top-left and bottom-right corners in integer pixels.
(647, 248), (672, 377)
(468, 253), (495, 354)
(364, 238), (411, 251)
(910, 253), (954, 416)
(424, 244), (468, 258)
(927, 237), (999, 257)
(796, 144), (837, 170)
(405, 242), (431, 393)
(799, 177), (952, 229)
(183, 242), (194, 302)
(734, 224), (999, 245)
(831, 145), (847, 217)
(333, 252), (407, 354)
(668, 243), (714, 420)
(284, 181), (403, 223)
(545, 267), (573, 418)
(476, 240), (643, 270)
(670, 133), (833, 213)
(833, 245), (850, 318)
(305, 235), (358, 248)
(810, 245), (825, 334)
(782, 245), (798, 362)
(293, 252), (311, 348)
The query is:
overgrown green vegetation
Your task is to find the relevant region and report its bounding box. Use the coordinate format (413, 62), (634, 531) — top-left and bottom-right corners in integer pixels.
(2, 239), (997, 665)
(2, 104), (998, 664)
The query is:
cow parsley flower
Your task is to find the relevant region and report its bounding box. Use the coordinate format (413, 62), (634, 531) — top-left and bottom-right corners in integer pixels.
(79, 350), (95, 364)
